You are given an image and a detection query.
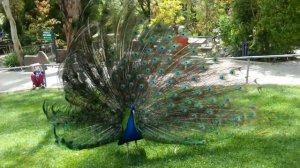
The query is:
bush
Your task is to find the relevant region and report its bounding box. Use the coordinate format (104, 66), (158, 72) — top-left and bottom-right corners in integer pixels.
(4, 53), (20, 67)
(56, 39), (67, 49)
(23, 45), (39, 55)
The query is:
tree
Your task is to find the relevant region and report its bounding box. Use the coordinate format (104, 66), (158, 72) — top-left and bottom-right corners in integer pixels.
(1, 0), (23, 64)
(219, 0), (300, 56)
(24, 0), (60, 44)
(183, 0), (221, 36)
(151, 0), (185, 25)
(137, 0), (150, 18)
(253, 0), (300, 54)
(59, 0), (81, 50)
(57, 0), (102, 50)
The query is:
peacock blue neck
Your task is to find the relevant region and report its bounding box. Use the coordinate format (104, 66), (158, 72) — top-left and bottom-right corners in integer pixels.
(118, 104), (143, 145)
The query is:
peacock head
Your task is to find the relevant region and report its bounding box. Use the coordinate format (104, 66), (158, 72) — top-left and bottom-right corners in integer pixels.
(130, 103), (136, 111)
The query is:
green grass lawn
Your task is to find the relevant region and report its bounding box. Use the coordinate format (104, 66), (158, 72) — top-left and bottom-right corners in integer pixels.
(0, 86), (299, 168)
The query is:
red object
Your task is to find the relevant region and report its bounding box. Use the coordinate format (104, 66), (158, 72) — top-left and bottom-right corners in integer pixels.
(31, 72), (44, 87)
(175, 35), (188, 45)
(173, 35), (188, 54)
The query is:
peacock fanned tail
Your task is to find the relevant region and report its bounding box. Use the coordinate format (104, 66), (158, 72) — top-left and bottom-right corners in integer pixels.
(43, 2), (255, 149)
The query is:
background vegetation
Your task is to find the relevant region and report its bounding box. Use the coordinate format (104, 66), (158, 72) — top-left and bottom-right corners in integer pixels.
(1, 0), (299, 61)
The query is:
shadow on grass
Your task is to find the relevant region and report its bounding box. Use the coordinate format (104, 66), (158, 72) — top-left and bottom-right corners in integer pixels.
(75, 133), (300, 168)
(1, 128), (53, 167)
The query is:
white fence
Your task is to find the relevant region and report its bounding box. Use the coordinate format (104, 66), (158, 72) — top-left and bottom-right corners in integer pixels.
(228, 54), (299, 83)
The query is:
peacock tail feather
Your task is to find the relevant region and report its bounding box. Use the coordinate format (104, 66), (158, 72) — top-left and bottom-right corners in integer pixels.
(43, 1), (255, 149)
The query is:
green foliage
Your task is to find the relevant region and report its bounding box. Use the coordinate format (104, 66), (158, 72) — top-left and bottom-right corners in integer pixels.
(151, 0), (185, 25)
(56, 39), (67, 49)
(220, 0), (300, 56)
(23, 45), (39, 55)
(3, 53), (20, 67)
(137, 0), (150, 17)
(0, 0), (60, 46)
(48, 0), (65, 42)
(183, 0), (224, 36)
(252, 0), (300, 54)
(0, 86), (299, 167)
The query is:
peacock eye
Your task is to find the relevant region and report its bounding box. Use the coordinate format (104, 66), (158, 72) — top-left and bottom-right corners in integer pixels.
(151, 57), (159, 64)
(171, 92), (177, 97)
(168, 102), (175, 108)
(195, 90), (202, 96)
(139, 84), (145, 90)
(210, 97), (217, 104)
(181, 108), (188, 114)
(212, 57), (218, 63)
(129, 82), (134, 88)
(241, 113), (247, 120)
(120, 84), (126, 89)
(132, 52), (139, 57)
(132, 67), (137, 71)
(181, 85), (189, 90)
(233, 115), (241, 122)
(206, 109), (213, 116)
(165, 57), (172, 63)
(192, 114), (197, 119)
(130, 94), (136, 99)
(194, 102), (203, 109)
(207, 86), (213, 92)
(191, 49), (197, 54)
(200, 64), (207, 71)
(167, 79), (174, 84)
(126, 74), (132, 80)
(136, 74), (142, 80)
(219, 75), (225, 80)
(141, 60), (147, 66)
(215, 119), (222, 126)
(249, 111), (256, 118)
(156, 92), (162, 96)
(151, 79), (157, 85)
(158, 68), (165, 75)
(172, 44), (178, 49)
(192, 76), (198, 82)
(236, 85), (242, 91)
(145, 68), (151, 75)
(175, 70), (181, 76)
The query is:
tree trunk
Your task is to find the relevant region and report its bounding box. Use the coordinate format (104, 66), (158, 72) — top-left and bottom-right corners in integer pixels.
(1, 0), (24, 65)
(59, 0), (81, 50)
(138, 0), (150, 18)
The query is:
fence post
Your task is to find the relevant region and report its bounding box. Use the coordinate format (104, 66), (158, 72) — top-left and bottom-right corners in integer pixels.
(42, 64), (47, 87)
(242, 42), (250, 84)
(246, 58), (250, 84)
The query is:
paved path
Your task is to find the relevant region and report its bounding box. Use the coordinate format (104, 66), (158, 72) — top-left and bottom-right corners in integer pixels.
(0, 59), (299, 93)
(0, 67), (63, 93)
(237, 59), (300, 85)
(218, 58), (300, 85)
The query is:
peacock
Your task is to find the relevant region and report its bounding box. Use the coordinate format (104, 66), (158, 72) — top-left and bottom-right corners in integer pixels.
(43, 2), (255, 150)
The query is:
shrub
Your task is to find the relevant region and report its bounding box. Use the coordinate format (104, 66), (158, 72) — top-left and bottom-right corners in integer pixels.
(4, 53), (20, 67)
(23, 46), (39, 55)
(56, 39), (67, 49)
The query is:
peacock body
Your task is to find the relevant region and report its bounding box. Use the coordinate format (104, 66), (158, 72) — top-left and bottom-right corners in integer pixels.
(43, 2), (255, 150)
